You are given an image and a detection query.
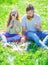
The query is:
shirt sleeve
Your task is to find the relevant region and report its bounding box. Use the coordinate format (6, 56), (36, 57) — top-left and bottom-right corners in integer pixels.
(36, 16), (41, 24)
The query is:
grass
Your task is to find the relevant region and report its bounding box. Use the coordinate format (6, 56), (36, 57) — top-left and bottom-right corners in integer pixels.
(0, 0), (48, 65)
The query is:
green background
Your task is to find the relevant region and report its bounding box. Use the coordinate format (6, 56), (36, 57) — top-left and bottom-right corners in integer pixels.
(0, 0), (48, 65)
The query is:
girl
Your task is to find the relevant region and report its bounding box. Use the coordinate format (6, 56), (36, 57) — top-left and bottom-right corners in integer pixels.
(1, 9), (23, 46)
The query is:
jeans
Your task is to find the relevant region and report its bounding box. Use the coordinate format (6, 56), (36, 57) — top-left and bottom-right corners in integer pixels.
(35, 31), (48, 39)
(1, 32), (21, 43)
(24, 31), (48, 49)
(43, 35), (48, 44)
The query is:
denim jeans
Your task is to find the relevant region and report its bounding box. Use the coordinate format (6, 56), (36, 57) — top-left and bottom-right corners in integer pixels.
(43, 35), (48, 44)
(1, 32), (21, 43)
(24, 31), (48, 49)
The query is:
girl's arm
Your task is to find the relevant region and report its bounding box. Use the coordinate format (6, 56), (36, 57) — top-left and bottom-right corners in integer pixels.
(15, 21), (22, 34)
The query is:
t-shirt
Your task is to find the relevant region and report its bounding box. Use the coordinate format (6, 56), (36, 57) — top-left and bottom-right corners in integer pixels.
(22, 14), (41, 32)
(7, 20), (21, 34)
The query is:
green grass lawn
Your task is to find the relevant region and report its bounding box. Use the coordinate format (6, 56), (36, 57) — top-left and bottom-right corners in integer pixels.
(0, 0), (48, 65)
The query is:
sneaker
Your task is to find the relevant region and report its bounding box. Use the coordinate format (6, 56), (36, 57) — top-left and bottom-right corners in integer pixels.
(3, 43), (10, 47)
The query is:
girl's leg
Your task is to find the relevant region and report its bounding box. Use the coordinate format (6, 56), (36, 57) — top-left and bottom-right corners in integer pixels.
(6, 34), (21, 42)
(4, 32), (19, 42)
(4, 32), (18, 37)
(0, 32), (20, 43)
(0, 33), (9, 46)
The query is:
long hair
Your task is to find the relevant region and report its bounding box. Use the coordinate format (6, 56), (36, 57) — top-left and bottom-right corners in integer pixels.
(7, 9), (19, 27)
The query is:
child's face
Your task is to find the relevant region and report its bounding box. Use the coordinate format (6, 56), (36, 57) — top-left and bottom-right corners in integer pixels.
(11, 11), (17, 20)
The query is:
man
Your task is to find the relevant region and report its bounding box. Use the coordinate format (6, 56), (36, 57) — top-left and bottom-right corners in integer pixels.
(22, 4), (48, 49)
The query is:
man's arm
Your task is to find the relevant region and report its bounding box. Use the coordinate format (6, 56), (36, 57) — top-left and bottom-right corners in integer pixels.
(35, 15), (42, 31)
(35, 23), (42, 31)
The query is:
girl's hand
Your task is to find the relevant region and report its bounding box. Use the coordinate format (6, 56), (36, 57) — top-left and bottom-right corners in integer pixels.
(14, 22), (17, 27)
(21, 35), (26, 43)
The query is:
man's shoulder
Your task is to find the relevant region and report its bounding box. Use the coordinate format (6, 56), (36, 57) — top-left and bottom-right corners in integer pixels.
(22, 14), (27, 20)
(34, 13), (40, 18)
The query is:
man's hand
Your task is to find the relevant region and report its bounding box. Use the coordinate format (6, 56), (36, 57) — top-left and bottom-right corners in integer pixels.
(35, 23), (41, 31)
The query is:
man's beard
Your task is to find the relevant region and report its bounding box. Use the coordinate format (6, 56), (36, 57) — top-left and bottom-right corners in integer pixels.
(27, 14), (34, 19)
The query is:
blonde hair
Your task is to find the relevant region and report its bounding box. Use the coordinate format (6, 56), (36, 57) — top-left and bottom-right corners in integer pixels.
(7, 9), (20, 27)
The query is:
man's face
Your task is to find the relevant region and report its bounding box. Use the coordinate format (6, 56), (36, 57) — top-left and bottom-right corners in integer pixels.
(26, 10), (34, 19)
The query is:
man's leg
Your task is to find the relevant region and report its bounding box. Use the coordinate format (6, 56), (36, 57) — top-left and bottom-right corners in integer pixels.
(43, 35), (48, 44)
(36, 31), (48, 39)
(26, 31), (48, 49)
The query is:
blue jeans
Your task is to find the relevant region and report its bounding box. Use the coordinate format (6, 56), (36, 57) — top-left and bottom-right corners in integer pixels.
(35, 31), (48, 39)
(43, 35), (48, 44)
(3, 32), (21, 42)
(24, 31), (48, 48)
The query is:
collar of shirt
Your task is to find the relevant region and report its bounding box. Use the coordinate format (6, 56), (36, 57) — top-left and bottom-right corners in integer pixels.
(26, 18), (33, 22)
